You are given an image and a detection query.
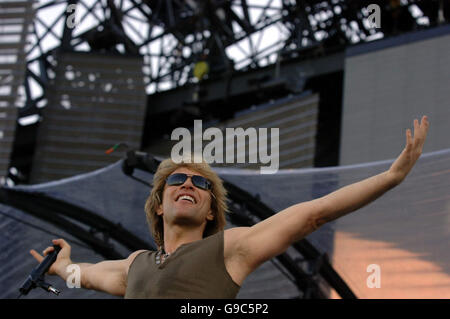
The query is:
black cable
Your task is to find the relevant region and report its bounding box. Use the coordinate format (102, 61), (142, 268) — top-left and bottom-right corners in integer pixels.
(127, 174), (152, 187)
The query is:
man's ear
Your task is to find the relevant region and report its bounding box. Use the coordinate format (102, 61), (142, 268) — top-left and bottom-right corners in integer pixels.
(156, 203), (163, 216)
(206, 209), (214, 221)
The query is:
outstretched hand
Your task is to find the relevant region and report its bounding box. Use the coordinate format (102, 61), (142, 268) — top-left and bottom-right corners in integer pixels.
(389, 116), (429, 185)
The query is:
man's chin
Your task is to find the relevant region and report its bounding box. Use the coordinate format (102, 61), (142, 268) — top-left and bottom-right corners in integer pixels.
(172, 210), (201, 224)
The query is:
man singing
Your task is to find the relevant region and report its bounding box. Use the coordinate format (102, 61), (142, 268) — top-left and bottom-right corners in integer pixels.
(30, 116), (429, 298)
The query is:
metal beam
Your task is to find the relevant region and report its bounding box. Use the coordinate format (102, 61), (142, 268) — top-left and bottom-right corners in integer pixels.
(147, 51), (344, 115)
(61, 0), (79, 51)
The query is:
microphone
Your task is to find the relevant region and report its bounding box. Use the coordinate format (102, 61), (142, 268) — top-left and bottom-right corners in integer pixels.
(19, 244), (62, 297)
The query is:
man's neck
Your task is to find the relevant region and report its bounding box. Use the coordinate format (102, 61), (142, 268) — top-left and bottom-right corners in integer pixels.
(162, 225), (205, 254)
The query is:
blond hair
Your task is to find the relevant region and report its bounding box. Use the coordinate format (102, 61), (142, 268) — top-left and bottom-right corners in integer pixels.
(144, 158), (228, 247)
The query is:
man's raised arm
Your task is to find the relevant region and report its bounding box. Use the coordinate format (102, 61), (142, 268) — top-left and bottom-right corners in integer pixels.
(230, 116), (429, 274)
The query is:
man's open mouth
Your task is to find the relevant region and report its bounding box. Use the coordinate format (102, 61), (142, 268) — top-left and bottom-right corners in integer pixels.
(176, 194), (196, 204)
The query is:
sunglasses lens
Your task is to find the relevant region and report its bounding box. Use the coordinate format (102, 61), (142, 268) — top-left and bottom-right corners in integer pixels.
(166, 173), (187, 186)
(192, 175), (211, 190)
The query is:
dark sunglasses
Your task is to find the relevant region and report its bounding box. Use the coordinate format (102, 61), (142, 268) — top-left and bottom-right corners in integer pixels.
(166, 173), (212, 191)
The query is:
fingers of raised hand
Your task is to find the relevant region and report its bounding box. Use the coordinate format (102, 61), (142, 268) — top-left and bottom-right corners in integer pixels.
(414, 118), (420, 134)
(412, 116), (429, 151)
(420, 115), (429, 136)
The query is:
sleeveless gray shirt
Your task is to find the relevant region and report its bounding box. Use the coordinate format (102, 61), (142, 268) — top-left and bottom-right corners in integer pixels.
(125, 231), (240, 298)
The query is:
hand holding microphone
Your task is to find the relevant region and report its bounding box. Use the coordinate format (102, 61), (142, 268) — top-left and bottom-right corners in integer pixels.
(20, 239), (72, 297)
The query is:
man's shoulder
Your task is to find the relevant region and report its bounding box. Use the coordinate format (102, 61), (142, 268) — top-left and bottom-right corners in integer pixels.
(125, 250), (148, 266)
(127, 249), (149, 260)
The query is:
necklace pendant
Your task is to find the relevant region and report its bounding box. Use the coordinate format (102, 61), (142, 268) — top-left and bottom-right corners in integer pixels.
(155, 249), (170, 265)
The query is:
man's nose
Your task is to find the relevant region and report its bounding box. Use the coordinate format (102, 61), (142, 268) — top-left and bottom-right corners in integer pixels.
(180, 176), (194, 188)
